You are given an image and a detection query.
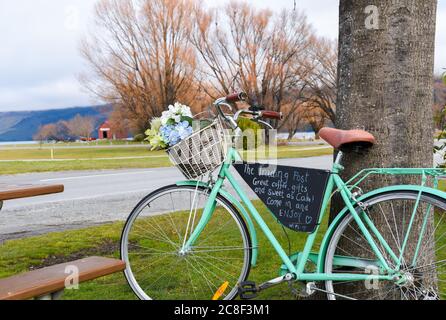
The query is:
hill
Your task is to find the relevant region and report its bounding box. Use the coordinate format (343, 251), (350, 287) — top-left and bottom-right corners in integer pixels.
(0, 105), (113, 142)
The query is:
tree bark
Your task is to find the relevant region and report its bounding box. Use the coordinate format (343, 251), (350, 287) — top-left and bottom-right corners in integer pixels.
(335, 0), (437, 210)
(333, 0), (437, 298)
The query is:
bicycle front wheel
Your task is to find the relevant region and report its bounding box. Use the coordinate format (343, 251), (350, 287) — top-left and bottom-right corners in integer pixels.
(324, 191), (446, 300)
(121, 185), (252, 300)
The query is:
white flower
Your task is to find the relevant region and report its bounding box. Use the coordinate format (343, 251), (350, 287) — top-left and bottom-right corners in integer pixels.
(180, 104), (193, 118)
(161, 110), (172, 125)
(150, 118), (162, 131)
(168, 104), (177, 113)
(160, 102), (193, 125)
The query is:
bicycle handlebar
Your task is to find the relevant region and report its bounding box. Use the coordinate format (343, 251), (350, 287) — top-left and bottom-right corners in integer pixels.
(260, 111), (283, 120)
(225, 92), (248, 103)
(213, 92), (282, 129)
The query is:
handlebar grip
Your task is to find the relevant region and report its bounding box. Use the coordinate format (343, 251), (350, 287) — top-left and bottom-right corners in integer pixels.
(261, 111), (283, 120)
(226, 92), (248, 103)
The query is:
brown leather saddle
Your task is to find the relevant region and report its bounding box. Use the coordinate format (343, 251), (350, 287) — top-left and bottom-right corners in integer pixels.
(319, 127), (376, 153)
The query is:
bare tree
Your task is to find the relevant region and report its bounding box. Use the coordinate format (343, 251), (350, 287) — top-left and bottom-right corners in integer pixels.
(81, 0), (338, 135)
(33, 121), (70, 144)
(302, 102), (328, 139)
(303, 38), (337, 123)
(283, 102), (305, 140)
(66, 114), (95, 140)
(80, 0), (200, 134)
(108, 107), (130, 139)
(33, 124), (58, 146)
(191, 2), (315, 128)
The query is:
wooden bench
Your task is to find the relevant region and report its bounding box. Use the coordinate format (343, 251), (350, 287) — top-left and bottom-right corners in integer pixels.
(0, 184), (125, 300)
(0, 256), (126, 300)
(0, 183), (64, 210)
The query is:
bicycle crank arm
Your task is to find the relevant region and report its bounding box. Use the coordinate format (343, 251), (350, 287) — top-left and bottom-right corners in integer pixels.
(238, 274), (295, 300)
(258, 273), (295, 291)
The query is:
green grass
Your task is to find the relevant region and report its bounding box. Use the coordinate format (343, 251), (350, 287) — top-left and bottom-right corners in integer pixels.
(2, 198), (446, 300)
(439, 180), (446, 191)
(0, 146), (156, 160)
(0, 158), (173, 175)
(0, 201), (327, 300)
(0, 143), (332, 299)
(0, 145), (333, 175)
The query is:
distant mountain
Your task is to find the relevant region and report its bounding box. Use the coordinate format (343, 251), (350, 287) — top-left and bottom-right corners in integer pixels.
(0, 105), (113, 141)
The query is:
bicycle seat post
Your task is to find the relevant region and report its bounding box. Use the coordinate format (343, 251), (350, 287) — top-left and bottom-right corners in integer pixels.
(333, 151), (345, 172)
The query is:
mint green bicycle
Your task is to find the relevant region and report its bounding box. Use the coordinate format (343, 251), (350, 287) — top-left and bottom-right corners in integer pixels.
(121, 93), (446, 300)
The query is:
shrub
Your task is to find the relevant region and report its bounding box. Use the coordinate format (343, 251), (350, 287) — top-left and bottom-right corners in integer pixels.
(236, 117), (263, 150)
(133, 134), (145, 142)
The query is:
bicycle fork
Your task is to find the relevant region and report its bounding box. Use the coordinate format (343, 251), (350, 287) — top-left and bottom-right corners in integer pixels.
(181, 178), (224, 253)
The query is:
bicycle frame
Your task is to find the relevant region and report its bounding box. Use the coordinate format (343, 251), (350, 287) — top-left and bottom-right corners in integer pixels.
(180, 147), (446, 283)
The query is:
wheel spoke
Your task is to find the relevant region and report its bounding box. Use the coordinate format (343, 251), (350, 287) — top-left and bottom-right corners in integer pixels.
(324, 193), (446, 300)
(121, 186), (250, 300)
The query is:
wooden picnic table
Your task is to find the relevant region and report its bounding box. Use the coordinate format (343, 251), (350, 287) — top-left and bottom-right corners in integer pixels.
(0, 256), (125, 300)
(0, 182), (127, 300)
(0, 183), (64, 211)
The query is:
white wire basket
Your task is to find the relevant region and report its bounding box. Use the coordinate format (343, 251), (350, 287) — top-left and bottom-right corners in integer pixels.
(166, 118), (229, 179)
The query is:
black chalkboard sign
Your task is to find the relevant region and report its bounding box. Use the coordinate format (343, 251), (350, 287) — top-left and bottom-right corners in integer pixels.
(234, 162), (331, 233)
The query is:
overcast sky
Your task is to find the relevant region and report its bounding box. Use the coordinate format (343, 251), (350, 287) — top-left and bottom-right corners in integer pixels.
(0, 0), (444, 112)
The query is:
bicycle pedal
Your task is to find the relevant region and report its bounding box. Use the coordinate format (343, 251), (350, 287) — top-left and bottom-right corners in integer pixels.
(238, 281), (258, 300)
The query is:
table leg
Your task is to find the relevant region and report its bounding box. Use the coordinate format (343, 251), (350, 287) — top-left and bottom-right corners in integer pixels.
(0, 201), (2, 211)
(35, 290), (64, 300)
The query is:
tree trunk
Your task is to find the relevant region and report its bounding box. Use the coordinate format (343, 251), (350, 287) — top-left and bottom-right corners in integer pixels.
(333, 0), (437, 298)
(288, 129), (297, 141)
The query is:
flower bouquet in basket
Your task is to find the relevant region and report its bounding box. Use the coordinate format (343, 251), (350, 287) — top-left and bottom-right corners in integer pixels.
(145, 103), (228, 179)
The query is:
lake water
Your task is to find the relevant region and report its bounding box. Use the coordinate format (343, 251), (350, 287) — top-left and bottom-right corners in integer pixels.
(277, 132), (316, 140)
(0, 141), (37, 146)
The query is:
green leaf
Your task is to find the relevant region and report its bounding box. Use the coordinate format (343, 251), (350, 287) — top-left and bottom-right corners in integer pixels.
(199, 119), (213, 129)
(236, 117), (263, 150)
(237, 117), (262, 131)
(443, 72), (446, 85)
(145, 129), (157, 138)
(181, 116), (193, 126)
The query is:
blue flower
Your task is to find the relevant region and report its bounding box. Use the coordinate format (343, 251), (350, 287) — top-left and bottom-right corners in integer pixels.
(160, 125), (172, 140)
(176, 121), (193, 140)
(159, 121), (192, 147)
(160, 125), (178, 146)
(168, 130), (181, 145)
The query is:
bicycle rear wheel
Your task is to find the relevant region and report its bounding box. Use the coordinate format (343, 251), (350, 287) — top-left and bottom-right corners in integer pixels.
(120, 185), (252, 300)
(324, 191), (446, 300)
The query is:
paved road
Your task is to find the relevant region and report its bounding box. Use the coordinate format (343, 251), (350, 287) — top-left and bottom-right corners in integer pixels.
(0, 156), (332, 241)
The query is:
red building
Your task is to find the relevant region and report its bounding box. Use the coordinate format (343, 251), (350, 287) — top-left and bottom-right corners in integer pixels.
(98, 121), (128, 140)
